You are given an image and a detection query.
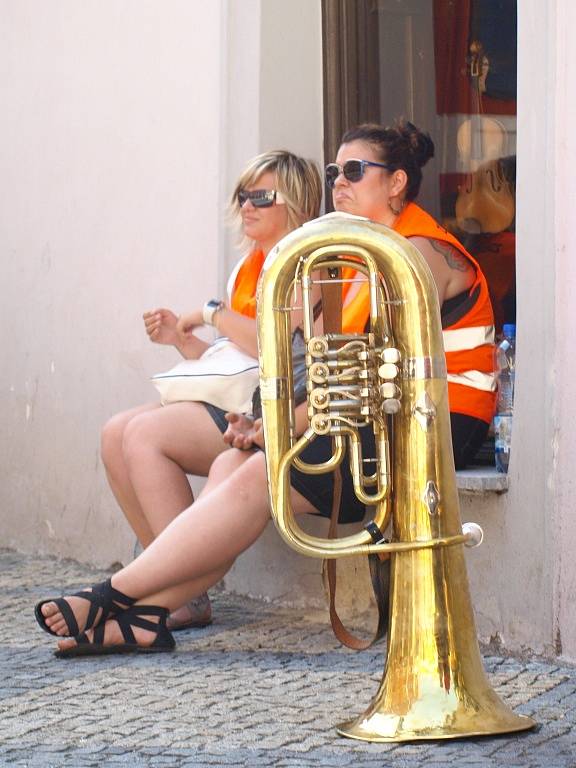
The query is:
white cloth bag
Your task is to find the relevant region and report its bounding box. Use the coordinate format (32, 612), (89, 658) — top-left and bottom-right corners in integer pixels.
(151, 337), (259, 413)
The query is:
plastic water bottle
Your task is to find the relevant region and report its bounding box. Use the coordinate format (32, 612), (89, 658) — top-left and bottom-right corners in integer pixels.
(494, 323), (516, 473)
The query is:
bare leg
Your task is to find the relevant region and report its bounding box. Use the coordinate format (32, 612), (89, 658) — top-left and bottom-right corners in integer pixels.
(41, 447), (257, 636)
(47, 450), (316, 649)
(101, 401), (228, 626)
(116, 452), (276, 601)
(101, 402), (161, 547)
(121, 402), (229, 537)
(162, 445), (255, 628)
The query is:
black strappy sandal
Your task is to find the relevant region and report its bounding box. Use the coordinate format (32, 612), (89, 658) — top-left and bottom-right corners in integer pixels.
(55, 605), (175, 658)
(34, 578), (135, 638)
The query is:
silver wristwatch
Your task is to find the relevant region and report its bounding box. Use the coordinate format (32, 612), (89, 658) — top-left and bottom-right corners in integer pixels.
(202, 299), (225, 326)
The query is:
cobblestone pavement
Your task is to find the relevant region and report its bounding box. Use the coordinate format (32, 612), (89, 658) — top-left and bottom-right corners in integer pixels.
(1, 549), (575, 767)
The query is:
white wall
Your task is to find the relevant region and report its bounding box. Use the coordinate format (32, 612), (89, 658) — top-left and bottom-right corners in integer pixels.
(553, 0), (576, 661)
(502, 0), (557, 656)
(0, 0), (225, 566)
(221, 0), (324, 281)
(0, 0), (324, 570)
(219, 0), (326, 595)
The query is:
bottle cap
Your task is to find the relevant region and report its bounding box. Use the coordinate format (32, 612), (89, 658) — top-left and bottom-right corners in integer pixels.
(502, 323), (516, 340)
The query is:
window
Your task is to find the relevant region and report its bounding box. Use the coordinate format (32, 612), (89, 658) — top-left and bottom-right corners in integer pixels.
(322, 0), (517, 335)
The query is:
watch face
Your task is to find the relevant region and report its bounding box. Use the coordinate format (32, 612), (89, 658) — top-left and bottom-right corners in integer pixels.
(203, 299), (223, 326)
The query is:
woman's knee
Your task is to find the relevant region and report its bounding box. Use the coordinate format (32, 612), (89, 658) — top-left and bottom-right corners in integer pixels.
(101, 411), (132, 469)
(210, 447), (265, 481)
(102, 404), (159, 467)
(223, 452), (269, 502)
(121, 411), (163, 465)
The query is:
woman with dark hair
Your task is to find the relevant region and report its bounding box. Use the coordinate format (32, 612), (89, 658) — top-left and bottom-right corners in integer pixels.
(34, 122), (495, 657)
(329, 122), (496, 468)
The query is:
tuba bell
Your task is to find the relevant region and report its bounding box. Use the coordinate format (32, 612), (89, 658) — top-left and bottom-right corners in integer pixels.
(257, 212), (535, 742)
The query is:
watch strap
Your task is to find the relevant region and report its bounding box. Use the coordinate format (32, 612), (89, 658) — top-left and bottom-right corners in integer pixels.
(202, 299), (225, 326)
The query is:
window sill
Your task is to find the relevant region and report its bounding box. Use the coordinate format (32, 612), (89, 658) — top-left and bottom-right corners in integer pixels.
(456, 466), (509, 494)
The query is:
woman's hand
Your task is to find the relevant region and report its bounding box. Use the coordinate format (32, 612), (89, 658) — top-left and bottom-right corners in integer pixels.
(143, 308), (180, 345)
(176, 310), (204, 339)
(223, 413), (264, 450)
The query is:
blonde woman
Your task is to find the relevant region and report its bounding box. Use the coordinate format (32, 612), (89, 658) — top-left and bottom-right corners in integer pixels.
(79, 152), (321, 633)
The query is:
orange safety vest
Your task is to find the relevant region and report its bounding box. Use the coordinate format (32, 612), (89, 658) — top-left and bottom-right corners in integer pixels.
(341, 203), (497, 424)
(230, 249), (266, 319)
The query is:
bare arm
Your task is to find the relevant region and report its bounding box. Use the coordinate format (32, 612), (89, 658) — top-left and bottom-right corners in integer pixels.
(176, 273), (323, 360)
(143, 308), (209, 359)
(409, 236), (475, 306)
(213, 309), (258, 357)
(176, 307), (258, 358)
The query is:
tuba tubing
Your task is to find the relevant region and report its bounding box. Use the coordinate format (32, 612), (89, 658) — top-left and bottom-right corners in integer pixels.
(257, 213), (469, 558)
(256, 212), (535, 743)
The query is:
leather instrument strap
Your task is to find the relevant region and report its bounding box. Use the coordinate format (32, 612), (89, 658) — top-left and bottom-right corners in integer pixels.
(321, 269), (389, 650)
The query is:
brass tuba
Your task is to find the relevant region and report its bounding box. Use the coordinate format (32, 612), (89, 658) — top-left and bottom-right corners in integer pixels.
(257, 213), (535, 742)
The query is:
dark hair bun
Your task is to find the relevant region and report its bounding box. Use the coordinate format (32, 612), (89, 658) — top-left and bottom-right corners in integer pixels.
(399, 121), (435, 168)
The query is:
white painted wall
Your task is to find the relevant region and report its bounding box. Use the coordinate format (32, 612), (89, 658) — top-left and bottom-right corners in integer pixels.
(220, 0), (324, 281)
(553, 0), (576, 661)
(500, 0), (558, 656)
(1, 0), (225, 566)
(0, 0), (324, 571)
(219, 0), (326, 596)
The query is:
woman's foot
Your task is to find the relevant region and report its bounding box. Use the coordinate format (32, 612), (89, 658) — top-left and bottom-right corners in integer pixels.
(166, 592), (212, 631)
(55, 605), (175, 658)
(35, 579), (134, 638)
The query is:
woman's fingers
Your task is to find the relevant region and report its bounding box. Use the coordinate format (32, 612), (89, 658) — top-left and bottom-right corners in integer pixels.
(144, 315), (162, 338)
(222, 412), (258, 450)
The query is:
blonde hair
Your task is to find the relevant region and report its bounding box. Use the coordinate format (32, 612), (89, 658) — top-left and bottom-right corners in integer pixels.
(230, 150), (322, 248)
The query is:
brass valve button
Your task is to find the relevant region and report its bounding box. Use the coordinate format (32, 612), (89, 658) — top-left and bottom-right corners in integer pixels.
(308, 337), (328, 358)
(382, 399), (401, 414)
(380, 382), (400, 399)
(310, 388), (329, 409)
(309, 362), (329, 383)
(311, 414), (330, 435)
(378, 363), (399, 380)
(381, 347), (401, 364)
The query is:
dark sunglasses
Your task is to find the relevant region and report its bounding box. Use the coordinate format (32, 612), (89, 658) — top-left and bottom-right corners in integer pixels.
(324, 159), (392, 189)
(237, 189), (285, 208)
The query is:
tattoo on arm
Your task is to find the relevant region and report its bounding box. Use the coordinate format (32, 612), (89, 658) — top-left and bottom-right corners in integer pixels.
(428, 239), (471, 273)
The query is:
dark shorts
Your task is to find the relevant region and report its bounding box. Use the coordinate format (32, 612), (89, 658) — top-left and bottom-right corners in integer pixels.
(451, 413), (490, 470)
(203, 402), (229, 433)
(204, 402), (489, 523)
(288, 414), (489, 522)
(289, 427), (376, 524)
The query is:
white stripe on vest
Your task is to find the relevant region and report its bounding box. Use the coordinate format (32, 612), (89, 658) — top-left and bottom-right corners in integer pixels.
(447, 371), (497, 392)
(442, 324), (495, 353)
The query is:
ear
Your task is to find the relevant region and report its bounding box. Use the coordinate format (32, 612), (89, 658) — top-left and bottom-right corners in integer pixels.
(390, 169), (408, 197)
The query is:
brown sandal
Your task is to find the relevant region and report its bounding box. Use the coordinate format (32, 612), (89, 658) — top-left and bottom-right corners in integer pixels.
(166, 593), (212, 631)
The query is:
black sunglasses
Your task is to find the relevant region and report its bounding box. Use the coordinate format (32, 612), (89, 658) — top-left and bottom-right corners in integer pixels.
(324, 159), (392, 189)
(237, 189), (285, 208)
